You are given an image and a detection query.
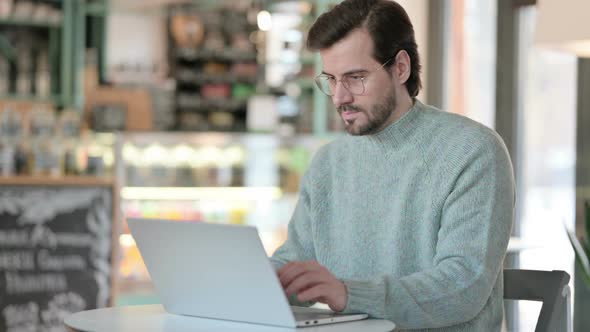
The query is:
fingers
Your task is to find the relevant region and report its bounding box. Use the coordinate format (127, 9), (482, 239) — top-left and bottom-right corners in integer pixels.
(299, 283), (347, 312)
(278, 261), (322, 288)
(277, 261), (347, 312)
(284, 271), (325, 297)
(297, 284), (330, 303)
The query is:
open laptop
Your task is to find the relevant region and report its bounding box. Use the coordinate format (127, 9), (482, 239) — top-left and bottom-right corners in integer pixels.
(127, 218), (369, 328)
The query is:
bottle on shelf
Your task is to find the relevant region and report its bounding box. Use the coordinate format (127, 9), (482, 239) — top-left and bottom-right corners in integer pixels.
(12, 0), (34, 19)
(0, 105), (22, 176)
(29, 106), (61, 177)
(15, 42), (33, 96)
(0, 0), (14, 18)
(0, 55), (9, 95)
(86, 142), (106, 177)
(58, 110), (84, 175)
(35, 50), (51, 98)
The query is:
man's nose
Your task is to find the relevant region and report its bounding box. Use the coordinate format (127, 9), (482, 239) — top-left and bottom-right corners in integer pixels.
(331, 82), (354, 108)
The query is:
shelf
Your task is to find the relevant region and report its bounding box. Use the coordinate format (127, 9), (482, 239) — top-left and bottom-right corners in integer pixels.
(0, 176), (114, 187)
(0, 94), (60, 104)
(0, 17), (61, 28)
(121, 186), (282, 201)
(176, 95), (248, 112)
(176, 72), (258, 85)
(175, 48), (257, 62)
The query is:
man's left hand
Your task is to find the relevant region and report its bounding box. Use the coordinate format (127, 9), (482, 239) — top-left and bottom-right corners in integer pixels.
(277, 260), (347, 312)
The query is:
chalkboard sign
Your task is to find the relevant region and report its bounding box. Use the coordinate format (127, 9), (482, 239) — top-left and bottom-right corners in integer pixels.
(0, 185), (114, 332)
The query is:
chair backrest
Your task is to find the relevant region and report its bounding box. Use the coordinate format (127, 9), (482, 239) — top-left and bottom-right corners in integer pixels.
(503, 269), (571, 332)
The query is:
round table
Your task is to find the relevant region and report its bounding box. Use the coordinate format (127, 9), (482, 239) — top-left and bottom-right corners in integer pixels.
(64, 304), (396, 332)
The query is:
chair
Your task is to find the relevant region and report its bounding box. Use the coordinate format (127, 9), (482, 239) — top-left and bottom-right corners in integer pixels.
(503, 269), (571, 332)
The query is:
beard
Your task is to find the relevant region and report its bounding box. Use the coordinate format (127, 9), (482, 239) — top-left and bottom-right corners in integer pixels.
(337, 91), (398, 136)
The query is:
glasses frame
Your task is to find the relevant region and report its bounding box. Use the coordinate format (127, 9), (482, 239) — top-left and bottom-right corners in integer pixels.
(314, 56), (396, 97)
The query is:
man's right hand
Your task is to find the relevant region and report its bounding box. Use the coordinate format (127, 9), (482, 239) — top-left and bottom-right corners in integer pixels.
(277, 260), (348, 312)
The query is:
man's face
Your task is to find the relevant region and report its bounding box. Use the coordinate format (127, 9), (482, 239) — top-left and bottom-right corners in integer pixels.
(319, 29), (399, 136)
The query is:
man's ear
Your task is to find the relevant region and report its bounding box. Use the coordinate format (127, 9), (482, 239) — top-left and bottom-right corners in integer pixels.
(393, 50), (411, 85)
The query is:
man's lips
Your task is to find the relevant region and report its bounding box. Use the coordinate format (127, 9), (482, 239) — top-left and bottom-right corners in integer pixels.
(339, 105), (363, 121)
(341, 110), (359, 121)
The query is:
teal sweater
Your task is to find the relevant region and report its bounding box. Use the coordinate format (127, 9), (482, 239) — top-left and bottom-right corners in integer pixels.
(270, 100), (515, 331)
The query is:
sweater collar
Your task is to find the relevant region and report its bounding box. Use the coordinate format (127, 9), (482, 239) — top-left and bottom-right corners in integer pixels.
(363, 98), (423, 147)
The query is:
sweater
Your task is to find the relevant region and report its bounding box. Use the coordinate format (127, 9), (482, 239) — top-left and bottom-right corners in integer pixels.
(270, 100), (515, 331)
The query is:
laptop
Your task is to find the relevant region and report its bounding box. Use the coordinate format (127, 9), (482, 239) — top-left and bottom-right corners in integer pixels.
(127, 218), (369, 328)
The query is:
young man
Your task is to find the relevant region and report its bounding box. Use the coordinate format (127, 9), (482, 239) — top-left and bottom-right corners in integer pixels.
(269, 0), (515, 331)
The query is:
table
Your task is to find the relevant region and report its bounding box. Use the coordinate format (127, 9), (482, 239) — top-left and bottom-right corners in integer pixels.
(64, 304), (396, 332)
(67, 239), (529, 332)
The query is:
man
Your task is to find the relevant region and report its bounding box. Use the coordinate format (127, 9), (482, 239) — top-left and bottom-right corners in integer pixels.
(269, 0), (515, 331)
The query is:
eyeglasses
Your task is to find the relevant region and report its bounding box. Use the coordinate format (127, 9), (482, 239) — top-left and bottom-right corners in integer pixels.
(314, 57), (394, 96)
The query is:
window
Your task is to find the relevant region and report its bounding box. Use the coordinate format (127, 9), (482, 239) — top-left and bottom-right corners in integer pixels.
(516, 6), (577, 330)
(447, 0), (497, 128)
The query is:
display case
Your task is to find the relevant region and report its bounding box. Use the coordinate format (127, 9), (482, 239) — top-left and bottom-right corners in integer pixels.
(113, 132), (328, 303)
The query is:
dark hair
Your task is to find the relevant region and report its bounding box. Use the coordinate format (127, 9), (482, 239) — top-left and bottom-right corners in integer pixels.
(307, 0), (422, 98)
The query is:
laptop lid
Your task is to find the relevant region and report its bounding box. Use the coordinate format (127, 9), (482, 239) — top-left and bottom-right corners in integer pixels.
(127, 218), (297, 328)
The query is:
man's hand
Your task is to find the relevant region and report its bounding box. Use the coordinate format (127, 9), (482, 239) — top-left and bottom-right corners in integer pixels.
(277, 260), (347, 312)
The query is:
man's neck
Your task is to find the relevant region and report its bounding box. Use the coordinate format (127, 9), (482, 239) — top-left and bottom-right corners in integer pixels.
(391, 94), (415, 124)
(377, 93), (414, 133)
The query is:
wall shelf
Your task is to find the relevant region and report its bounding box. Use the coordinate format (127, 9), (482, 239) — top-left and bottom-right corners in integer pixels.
(0, 0), (85, 109)
(176, 72), (258, 85)
(0, 94), (61, 105)
(0, 17), (62, 28)
(175, 48), (257, 62)
(0, 175), (114, 186)
(176, 95), (248, 112)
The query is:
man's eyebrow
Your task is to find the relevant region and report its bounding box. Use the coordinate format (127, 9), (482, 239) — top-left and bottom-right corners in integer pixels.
(321, 69), (370, 76)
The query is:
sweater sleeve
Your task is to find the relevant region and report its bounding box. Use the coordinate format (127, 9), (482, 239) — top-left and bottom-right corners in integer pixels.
(341, 134), (515, 329)
(270, 172), (317, 269)
(269, 173), (317, 306)
(270, 172), (316, 307)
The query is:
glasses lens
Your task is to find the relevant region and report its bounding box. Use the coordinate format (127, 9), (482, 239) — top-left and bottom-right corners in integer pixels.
(315, 76), (334, 96)
(343, 76), (365, 95)
(314, 75), (366, 96)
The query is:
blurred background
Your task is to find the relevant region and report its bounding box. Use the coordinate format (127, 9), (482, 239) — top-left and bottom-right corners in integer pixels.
(0, 0), (589, 331)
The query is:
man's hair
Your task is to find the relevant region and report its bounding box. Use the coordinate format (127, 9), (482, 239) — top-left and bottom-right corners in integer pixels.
(307, 0), (422, 98)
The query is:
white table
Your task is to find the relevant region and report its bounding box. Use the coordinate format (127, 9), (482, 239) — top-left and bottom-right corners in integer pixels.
(67, 239), (528, 332)
(64, 304), (396, 332)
